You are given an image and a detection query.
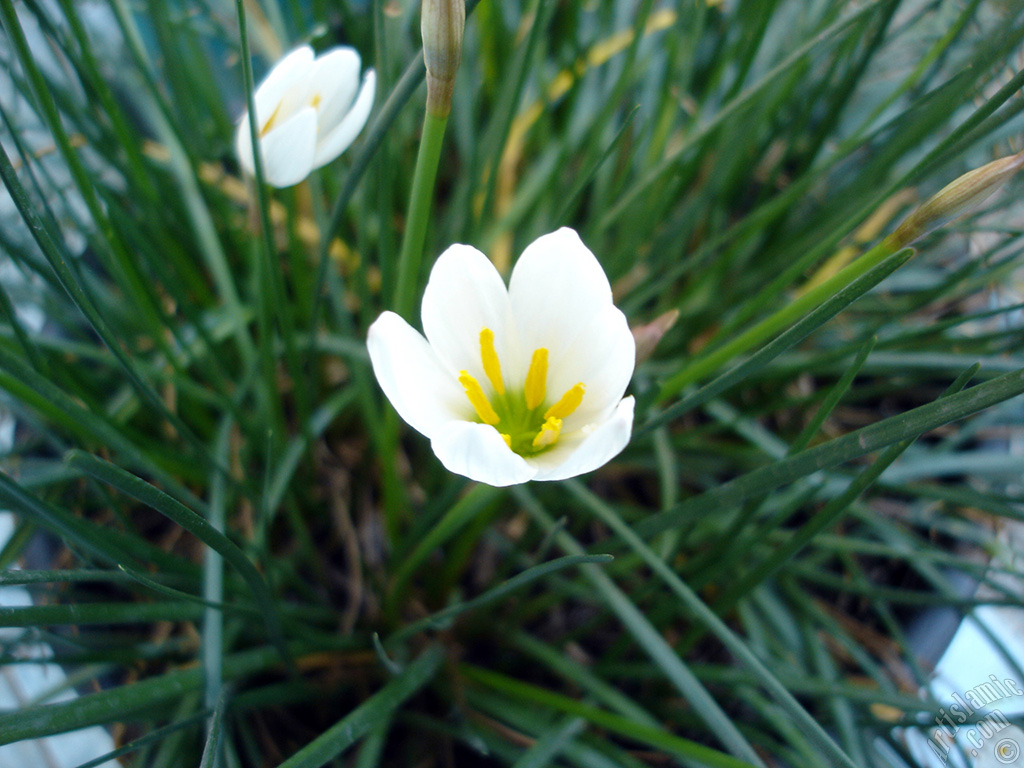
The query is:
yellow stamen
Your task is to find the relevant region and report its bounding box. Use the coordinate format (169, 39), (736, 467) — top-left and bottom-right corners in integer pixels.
(532, 416), (562, 448)
(259, 102), (284, 138)
(310, 93), (322, 109)
(501, 433), (512, 449)
(479, 328), (505, 395)
(459, 371), (500, 425)
(524, 348), (548, 409)
(545, 383), (586, 420)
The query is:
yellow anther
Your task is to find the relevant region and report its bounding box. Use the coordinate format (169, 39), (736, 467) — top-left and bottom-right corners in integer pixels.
(501, 433), (512, 449)
(545, 383), (586, 420)
(459, 371), (500, 425)
(524, 348), (549, 410)
(532, 416), (562, 449)
(479, 328), (505, 395)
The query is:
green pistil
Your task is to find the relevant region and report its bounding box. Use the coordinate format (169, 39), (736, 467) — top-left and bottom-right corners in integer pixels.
(490, 391), (550, 457)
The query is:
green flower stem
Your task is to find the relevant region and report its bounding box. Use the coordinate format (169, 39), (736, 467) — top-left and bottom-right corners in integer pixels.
(393, 110), (450, 319)
(236, 0), (311, 440)
(203, 418), (234, 712)
(380, 108), (450, 539)
(658, 236), (900, 400)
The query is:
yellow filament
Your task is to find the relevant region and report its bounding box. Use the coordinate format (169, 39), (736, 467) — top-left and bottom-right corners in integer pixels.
(501, 433), (512, 449)
(532, 417), (562, 448)
(524, 348), (549, 410)
(459, 371), (500, 425)
(479, 328), (505, 395)
(545, 383), (586, 420)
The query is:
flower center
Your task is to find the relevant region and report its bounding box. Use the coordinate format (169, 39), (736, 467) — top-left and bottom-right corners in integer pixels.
(459, 328), (586, 456)
(259, 95), (321, 139)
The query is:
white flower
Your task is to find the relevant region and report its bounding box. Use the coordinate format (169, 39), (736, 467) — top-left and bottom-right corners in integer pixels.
(368, 228), (636, 487)
(235, 45), (376, 188)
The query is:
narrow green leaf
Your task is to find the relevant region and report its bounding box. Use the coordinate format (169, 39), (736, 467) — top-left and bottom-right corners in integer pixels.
(713, 365), (979, 612)
(509, 716), (586, 768)
(0, 135), (231, 484)
(600, 0), (887, 227)
(387, 483), (503, 614)
(513, 487), (766, 767)
(274, 646), (444, 768)
(71, 712), (209, 768)
(0, 643), (298, 746)
(0, 602), (203, 628)
(0, 471), (197, 577)
(461, 665), (757, 768)
(387, 554), (614, 646)
(65, 451), (290, 667)
(198, 684), (232, 768)
(564, 480), (858, 768)
(638, 365), (1024, 538)
(642, 250), (909, 433)
(788, 336), (876, 454)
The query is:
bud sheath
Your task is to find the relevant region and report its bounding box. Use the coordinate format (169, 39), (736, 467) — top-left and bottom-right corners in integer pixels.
(891, 151), (1024, 248)
(422, 0), (465, 116)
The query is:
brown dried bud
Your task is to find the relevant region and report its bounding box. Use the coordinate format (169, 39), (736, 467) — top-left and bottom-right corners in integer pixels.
(422, 0), (465, 117)
(633, 309), (680, 365)
(890, 151), (1024, 248)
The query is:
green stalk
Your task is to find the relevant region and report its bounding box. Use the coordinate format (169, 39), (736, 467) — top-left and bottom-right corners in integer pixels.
(659, 236), (900, 398)
(380, 108), (450, 538)
(236, 0), (309, 441)
(393, 110), (449, 319)
(203, 418), (234, 714)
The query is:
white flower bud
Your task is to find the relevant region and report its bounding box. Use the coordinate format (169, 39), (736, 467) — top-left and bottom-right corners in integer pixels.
(236, 46), (376, 188)
(422, 0), (465, 117)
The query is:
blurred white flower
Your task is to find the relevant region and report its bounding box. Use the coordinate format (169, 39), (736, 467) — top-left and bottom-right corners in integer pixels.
(973, 724), (1024, 767)
(235, 45), (375, 188)
(368, 228), (635, 487)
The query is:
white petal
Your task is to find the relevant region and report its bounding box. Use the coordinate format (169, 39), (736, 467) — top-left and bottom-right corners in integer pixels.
(252, 46), (315, 130)
(508, 227), (614, 349)
(276, 48), (358, 129)
(554, 304), (635, 431)
(507, 228), (633, 418)
(421, 243), (517, 388)
(255, 106), (319, 187)
(367, 311), (468, 437)
(309, 48), (362, 132)
(431, 422), (537, 486)
(236, 46), (316, 177)
(235, 114), (256, 177)
(312, 68), (376, 168)
(529, 397), (634, 482)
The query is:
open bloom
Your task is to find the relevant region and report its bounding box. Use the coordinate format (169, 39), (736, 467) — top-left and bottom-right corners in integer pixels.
(368, 228), (635, 487)
(236, 45), (376, 188)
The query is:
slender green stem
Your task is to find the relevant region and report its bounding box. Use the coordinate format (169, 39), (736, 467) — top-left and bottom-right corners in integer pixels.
(379, 108), (450, 541)
(203, 418), (234, 713)
(236, 0), (310, 442)
(659, 236), (900, 398)
(393, 111), (450, 319)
